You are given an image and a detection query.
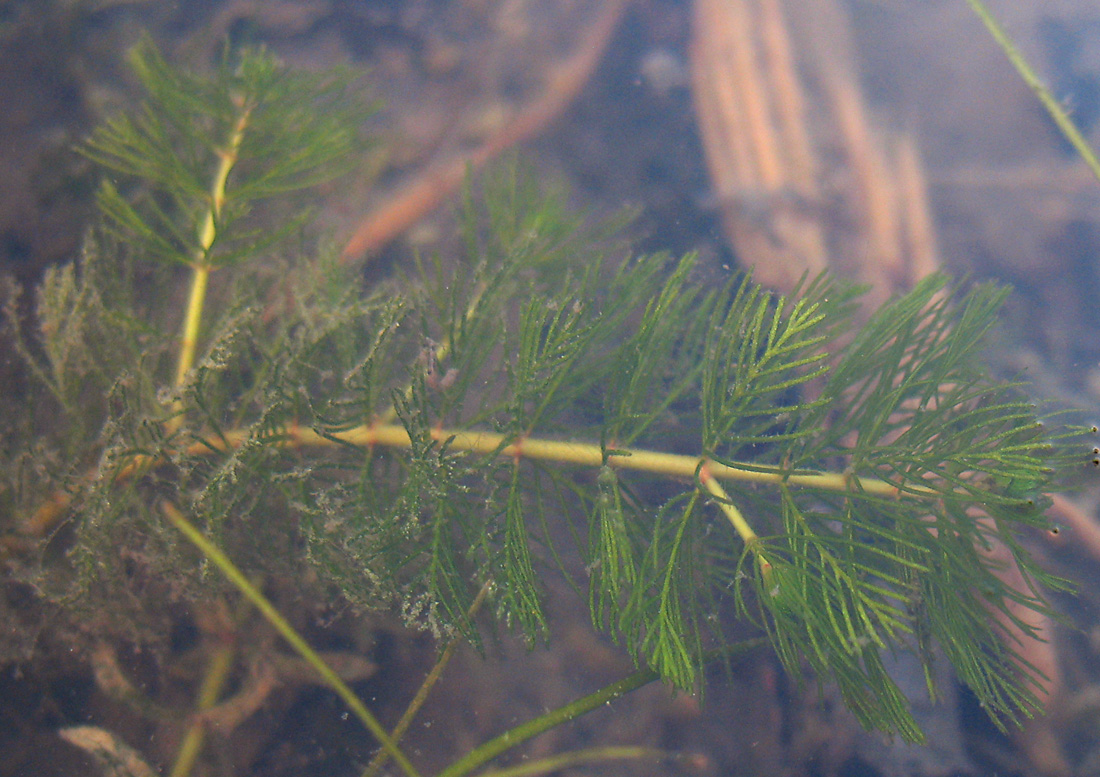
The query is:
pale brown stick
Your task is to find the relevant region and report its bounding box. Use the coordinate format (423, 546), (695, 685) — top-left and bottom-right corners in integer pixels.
(340, 0), (629, 264)
(759, 0), (817, 194)
(690, 0), (758, 188)
(894, 133), (941, 284)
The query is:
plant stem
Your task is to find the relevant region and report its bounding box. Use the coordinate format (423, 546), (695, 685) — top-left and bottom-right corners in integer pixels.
(174, 263), (211, 390)
(105, 422), (911, 502)
(172, 102), (252, 392)
(361, 582), (491, 777)
(434, 666), (660, 777)
(160, 502), (423, 777)
(473, 746), (669, 777)
(23, 417), (919, 542)
(321, 423), (901, 497)
(698, 462), (759, 544)
(168, 640), (234, 777)
(434, 639), (764, 777)
(965, 0), (1100, 184)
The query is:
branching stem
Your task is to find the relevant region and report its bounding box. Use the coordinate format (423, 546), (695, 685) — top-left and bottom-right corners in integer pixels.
(23, 420), (923, 542)
(698, 463), (758, 544)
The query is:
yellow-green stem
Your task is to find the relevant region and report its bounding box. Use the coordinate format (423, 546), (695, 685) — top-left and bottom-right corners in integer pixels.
(172, 104), (252, 393)
(168, 641), (234, 777)
(173, 264), (211, 390)
(435, 639), (763, 777)
(160, 502), (422, 777)
(698, 464), (758, 545)
(434, 665), (661, 777)
(26, 417), (920, 545)
(472, 746), (669, 777)
(323, 422), (908, 500)
(965, 0), (1100, 184)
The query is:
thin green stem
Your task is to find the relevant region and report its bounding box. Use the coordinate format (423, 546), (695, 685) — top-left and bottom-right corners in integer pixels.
(435, 640), (763, 777)
(473, 746), (669, 777)
(965, 0), (1100, 183)
(168, 641), (234, 777)
(435, 666), (660, 777)
(361, 583), (491, 777)
(160, 502), (422, 777)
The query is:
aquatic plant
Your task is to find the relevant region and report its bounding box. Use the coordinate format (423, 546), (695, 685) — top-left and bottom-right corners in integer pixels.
(0, 36), (1089, 777)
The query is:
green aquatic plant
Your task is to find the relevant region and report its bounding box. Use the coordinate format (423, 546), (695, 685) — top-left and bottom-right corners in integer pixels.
(0, 36), (1091, 777)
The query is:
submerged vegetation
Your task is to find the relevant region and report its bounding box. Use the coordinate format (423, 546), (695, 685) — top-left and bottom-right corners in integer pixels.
(0, 34), (1092, 777)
